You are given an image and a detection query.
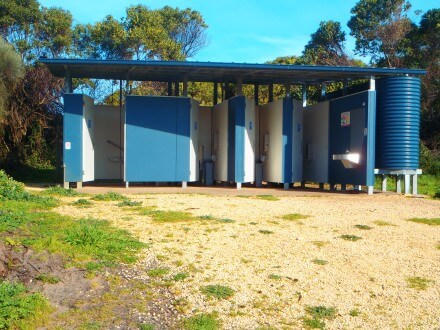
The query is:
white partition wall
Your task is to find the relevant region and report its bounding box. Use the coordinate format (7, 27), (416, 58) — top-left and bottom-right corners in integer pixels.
(94, 105), (124, 180)
(303, 101), (329, 183)
(292, 99), (303, 182)
(189, 99), (200, 182)
(199, 106), (212, 162)
(82, 96), (95, 182)
(212, 101), (228, 182)
(244, 97), (255, 183)
(259, 99), (284, 183)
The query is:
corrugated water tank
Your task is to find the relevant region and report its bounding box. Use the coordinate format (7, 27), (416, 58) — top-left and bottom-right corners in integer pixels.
(376, 77), (421, 169)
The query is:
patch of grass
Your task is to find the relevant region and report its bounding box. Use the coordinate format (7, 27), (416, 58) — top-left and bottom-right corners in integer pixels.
(42, 185), (82, 197)
(306, 306), (337, 319)
(0, 281), (52, 329)
(311, 241), (328, 248)
(340, 234), (362, 242)
(148, 210), (195, 223)
(147, 268), (169, 278)
(258, 230), (274, 235)
(354, 224), (373, 230)
(200, 285), (234, 300)
(138, 324), (155, 330)
(183, 313), (220, 330)
(236, 195), (252, 198)
(249, 222), (258, 225)
(373, 220), (395, 227)
(349, 308), (361, 317)
(35, 273), (61, 284)
(303, 317), (325, 329)
(92, 192), (127, 201)
(406, 276), (433, 290)
(281, 213), (310, 221)
(303, 305), (337, 329)
(173, 272), (190, 281)
(198, 215), (215, 220)
(268, 274), (282, 280)
(72, 198), (93, 207)
(217, 218), (235, 223)
(312, 259), (328, 265)
(256, 194), (279, 201)
(117, 200), (142, 207)
(407, 218), (440, 226)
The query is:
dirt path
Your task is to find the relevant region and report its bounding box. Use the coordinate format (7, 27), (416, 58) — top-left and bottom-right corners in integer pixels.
(55, 192), (440, 329)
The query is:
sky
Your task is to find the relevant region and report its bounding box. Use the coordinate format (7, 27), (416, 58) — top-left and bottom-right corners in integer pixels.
(39, 0), (438, 64)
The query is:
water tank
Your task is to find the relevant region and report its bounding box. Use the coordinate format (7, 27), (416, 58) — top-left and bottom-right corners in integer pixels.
(376, 77), (421, 169)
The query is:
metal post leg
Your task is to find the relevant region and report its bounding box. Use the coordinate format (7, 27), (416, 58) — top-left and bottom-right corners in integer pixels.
(283, 183), (289, 190)
(126, 182), (129, 189)
(396, 175), (402, 193)
(77, 182), (82, 189)
(236, 182), (242, 190)
(367, 186), (374, 195)
(404, 174), (410, 195)
(412, 174), (418, 195)
(382, 175), (387, 192)
(182, 181), (187, 188)
(63, 182), (69, 189)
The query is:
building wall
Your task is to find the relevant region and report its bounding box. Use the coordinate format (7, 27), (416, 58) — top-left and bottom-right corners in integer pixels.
(243, 97), (255, 182)
(189, 99), (200, 182)
(82, 96), (95, 182)
(212, 100), (228, 182)
(303, 101), (330, 183)
(292, 99), (303, 182)
(199, 106), (212, 162)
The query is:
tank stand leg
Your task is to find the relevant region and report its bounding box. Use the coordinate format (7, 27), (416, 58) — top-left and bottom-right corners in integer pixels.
(77, 182), (82, 189)
(382, 175), (387, 192)
(182, 181), (187, 188)
(412, 174), (418, 195)
(301, 181), (305, 188)
(126, 182), (129, 189)
(319, 183), (324, 190)
(63, 181), (69, 189)
(236, 182), (242, 190)
(367, 186), (374, 195)
(396, 175), (402, 193)
(330, 184), (336, 191)
(404, 174), (410, 195)
(341, 184), (346, 191)
(283, 183), (289, 190)
(155, 182), (159, 187)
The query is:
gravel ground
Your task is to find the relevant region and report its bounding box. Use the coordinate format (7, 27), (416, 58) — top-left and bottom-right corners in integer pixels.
(54, 191), (440, 329)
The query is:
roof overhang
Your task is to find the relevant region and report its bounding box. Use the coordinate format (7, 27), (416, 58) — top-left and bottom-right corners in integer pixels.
(39, 58), (426, 85)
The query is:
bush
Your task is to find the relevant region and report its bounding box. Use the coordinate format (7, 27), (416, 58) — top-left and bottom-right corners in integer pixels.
(420, 143), (440, 175)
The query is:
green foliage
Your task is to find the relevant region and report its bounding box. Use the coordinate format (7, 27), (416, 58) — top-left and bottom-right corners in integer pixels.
(173, 272), (189, 281)
(406, 276), (433, 290)
(200, 285), (234, 300)
(303, 305), (337, 329)
(372, 220), (395, 227)
(92, 192), (127, 201)
(148, 210), (195, 223)
(35, 273), (61, 284)
(407, 218), (440, 226)
(4, 164), (58, 183)
(0, 37), (24, 117)
(183, 313), (220, 330)
(43, 185), (81, 197)
(268, 274), (282, 280)
(312, 259), (328, 265)
(117, 200), (142, 207)
(354, 224), (373, 230)
(349, 308), (361, 317)
(281, 213), (310, 221)
(72, 198), (93, 207)
(217, 218), (235, 224)
(0, 170), (57, 207)
(255, 194), (279, 201)
(147, 268), (169, 278)
(258, 230), (274, 235)
(348, 0), (412, 66)
(138, 324), (155, 330)
(420, 144), (440, 175)
(340, 235), (362, 242)
(0, 281), (52, 329)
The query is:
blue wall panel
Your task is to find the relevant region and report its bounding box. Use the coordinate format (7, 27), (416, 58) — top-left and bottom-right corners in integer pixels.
(63, 94), (83, 182)
(328, 91), (376, 186)
(228, 96), (245, 182)
(125, 96), (190, 182)
(281, 97), (293, 183)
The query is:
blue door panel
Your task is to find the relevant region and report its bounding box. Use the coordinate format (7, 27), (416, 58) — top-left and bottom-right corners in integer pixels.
(63, 94), (83, 182)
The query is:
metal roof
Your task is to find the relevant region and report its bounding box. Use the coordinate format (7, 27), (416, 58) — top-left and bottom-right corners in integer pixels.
(39, 58), (426, 85)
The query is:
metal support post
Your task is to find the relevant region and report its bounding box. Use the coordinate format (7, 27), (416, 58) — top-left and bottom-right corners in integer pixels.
(237, 77), (243, 96)
(285, 84), (291, 97)
(404, 174), (410, 194)
(283, 183), (289, 190)
(396, 175), (402, 193)
(367, 186), (374, 195)
(182, 181), (187, 188)
(236, 182), (242, 190)
(167, 82), (173, 96)
(268, 84), (274, 102)
(321, 82), (326, 100)
(382, 175), (387, 192)
(302, 85), (307, 107)
(412, 174), (418, 195)
(174, 81), (179, 96)
(213, 82), (218, 105)
(254, 84), (259, 105)
(183, 77), (188, 97)
(77, 182), (82, 189)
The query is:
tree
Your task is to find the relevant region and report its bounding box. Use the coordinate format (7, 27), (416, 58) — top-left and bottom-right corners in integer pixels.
(348, 0), (413, 67)
(0, 37), (24, 118)
(35, 7), (73, 58)
(0, 0), (41, 62)
(301, 20), (352, 66)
